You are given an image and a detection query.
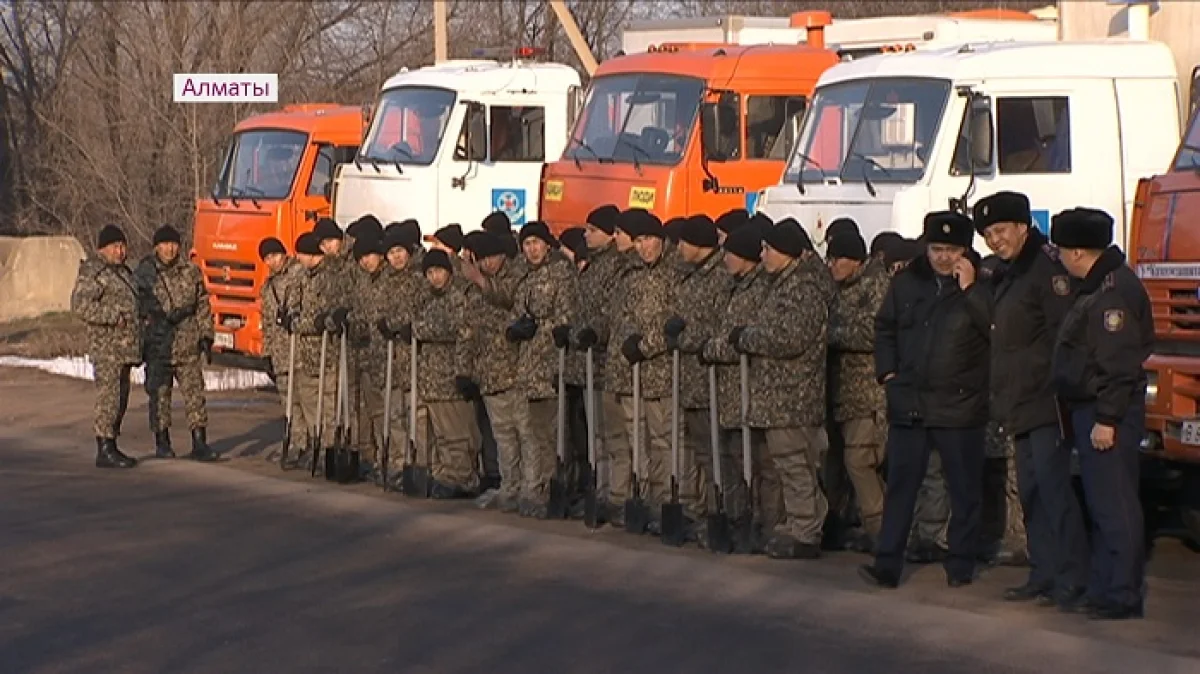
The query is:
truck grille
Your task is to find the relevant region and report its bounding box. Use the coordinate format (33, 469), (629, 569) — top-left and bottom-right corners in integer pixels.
(1162, 288), (1200, 334)
(202, 258), (258, 293)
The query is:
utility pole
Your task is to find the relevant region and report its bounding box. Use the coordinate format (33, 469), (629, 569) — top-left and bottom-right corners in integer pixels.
(547, 0), (598, 76)
(434, 0), (448, 64)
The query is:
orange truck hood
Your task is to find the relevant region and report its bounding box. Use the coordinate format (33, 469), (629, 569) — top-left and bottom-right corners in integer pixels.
(541, 161), (675, 233)
(1132, 171), (1200, 341)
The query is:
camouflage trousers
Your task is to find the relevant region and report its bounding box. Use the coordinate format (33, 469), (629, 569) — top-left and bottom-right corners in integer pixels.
(515, 397), (557, 500)
(383, 390), (428, 475)
(274, 372), (311, 449)
(484, 390), (523, 501)
(840, 414), (887, 536)
(765, 426), (830, 545)
(296, 363), (338, 448)
(721, 428), (780, 532)
(986, 422), (1026, 553)
(145, 356), (207, 432)
(682, 408), (720, 520)
(93, 360), (132, 439)
(620, 396), (673, 510)
(424, 400), (481, 493)
(357, 370), (385, 458)
(598, 391), (625, 504)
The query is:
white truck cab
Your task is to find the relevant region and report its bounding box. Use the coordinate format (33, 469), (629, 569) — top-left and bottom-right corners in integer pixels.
(332, 56), (581, 233)
(758, 40), (1181, 253)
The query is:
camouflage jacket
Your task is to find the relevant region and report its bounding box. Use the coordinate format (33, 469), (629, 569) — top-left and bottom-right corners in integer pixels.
(71, 256), (143, 365)
(574, 243), (631, 387)
(134, 254), (214, 364)
(260, 258), (303, 374)
(609, 252), (684, 399)
(349, 264), (396, 376)
(461, 259), (524, 395)
(293, 257), (350, 375)
(379, 264), (423, 392)
(828, 259), (889, 422)
(513, 256), (578, 401)
(673, 249), (733, 409)
(703, 267), (768, 429)
(412, 282), (469, 402)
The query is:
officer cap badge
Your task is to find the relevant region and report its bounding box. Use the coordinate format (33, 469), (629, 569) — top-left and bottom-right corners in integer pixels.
(942, 223), (951, 234)
(982, 205), (989, 216)
(1051, 275), (1070, 296)
(1103, 309), (1124, 332)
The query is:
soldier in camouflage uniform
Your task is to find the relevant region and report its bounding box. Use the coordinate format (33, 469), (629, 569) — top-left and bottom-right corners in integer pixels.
(481, 210), (521, 260)
(459, 230), (526, 511)
(375, 225), (423, 483)
(702, 225), (769, 546)
(134, 225), (218, 461)
(826, 230), (891, 548)
(609, 210), (684, 534)
(664, 215), (732, 538)
(258, 237), (307, 461)
(507, 221), (579, 517)
(403, 249), (480, 498)
(574, 205), (632, 520)
(72, 224), (141, 468)
(714, 208), (751, 247)
(346, 232), (390, 478)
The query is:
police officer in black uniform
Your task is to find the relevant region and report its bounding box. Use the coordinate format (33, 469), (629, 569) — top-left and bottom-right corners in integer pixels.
(859, 211), (991, 589)
(1050, 207), (1153, 620)
(975, 192), (1089, 607)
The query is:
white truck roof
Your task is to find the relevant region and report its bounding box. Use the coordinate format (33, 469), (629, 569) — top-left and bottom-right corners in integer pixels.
(818, 39), (1178, 86)
(380, 60), (581, 95)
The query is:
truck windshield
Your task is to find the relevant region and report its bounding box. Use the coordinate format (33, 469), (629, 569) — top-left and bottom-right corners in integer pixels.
(214, 129), (307, 200)
(567, 73), (704, 166)
(1173, 109), (1200, 172)
(786, 77), (951, 185)
(362, 86), (456, 166)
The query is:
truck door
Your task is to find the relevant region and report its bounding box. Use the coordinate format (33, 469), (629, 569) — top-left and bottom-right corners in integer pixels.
(294, 143), (359, 239)
(984, 84), (1096, 239)
(440, 101), (547, 231)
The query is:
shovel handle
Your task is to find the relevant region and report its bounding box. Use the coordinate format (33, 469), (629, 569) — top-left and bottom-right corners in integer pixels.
(556, 346), (566, 462)
(632, 360), (641, 486)
(383, 340), (394, 444)
(671, 348), (680, 481)
(409, 339), (419, 465)
(708, 365), (722, 491)
(585, 347), (596, 467)
(739, 353), (751, 486)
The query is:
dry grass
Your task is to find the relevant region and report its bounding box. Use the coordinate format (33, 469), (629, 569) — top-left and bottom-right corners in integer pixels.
(0, 312), (90, 358)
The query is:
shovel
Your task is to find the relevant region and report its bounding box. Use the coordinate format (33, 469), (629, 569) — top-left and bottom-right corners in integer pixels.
(337, 330), (361, 484)
(326, 330), (346, 482)
(381, 338), (394, 492)
(281, 331), (296, 470)
(582, 346), (603, 529)
(705, 365), (733, 553)
(661, 348), (686, 546)
(733, 353), (756, 554)
(547, 346), (570, 519)
(624, 360), (652, 534)
(311, 332), (328, 478)
(401, 338), (432, 497)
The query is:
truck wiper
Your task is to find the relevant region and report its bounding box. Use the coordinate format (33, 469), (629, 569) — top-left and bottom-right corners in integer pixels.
(570, 136), (602, 170)
(849, 152), (892, 198)
(792, 152), (829, 196)
(616, 137), (649, 176)
(240, 186), (264, 209)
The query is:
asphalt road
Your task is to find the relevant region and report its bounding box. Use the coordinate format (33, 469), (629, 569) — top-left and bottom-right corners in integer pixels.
(2, 368), (1200, 673)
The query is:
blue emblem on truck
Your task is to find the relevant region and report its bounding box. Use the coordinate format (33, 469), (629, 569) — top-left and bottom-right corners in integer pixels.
(493, 188), (527, 226)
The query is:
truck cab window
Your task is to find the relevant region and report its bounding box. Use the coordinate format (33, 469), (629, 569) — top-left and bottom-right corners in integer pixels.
(490, 106), (545, 162)
(708, 93), (742, 162)
(306, 145), (360, 197)
(454, 104), (487, 161)
(214, 129), (307, 200)
(996, 96), (1071, 174)
(1174, 108), (1200, 172)
(747, 96), (806, 160)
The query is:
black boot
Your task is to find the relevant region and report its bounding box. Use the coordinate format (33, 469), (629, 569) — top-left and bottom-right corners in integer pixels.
(189, 428), (219, 462)
(325, 448), (340, 481)
(155, 430), (175, 458)
(96, 437), (137, 469)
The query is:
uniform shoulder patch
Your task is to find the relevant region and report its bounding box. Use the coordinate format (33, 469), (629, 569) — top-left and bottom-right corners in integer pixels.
(1051, 275), (1071, 296)
(1041, 243), (1060, 262)
(1103, 308), (1125, 332)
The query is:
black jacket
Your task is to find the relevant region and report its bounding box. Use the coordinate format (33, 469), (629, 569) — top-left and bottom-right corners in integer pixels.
(1052, 247), (1153, 425)
(986, 230), (1077, 435)
(875, 254), (992, 428)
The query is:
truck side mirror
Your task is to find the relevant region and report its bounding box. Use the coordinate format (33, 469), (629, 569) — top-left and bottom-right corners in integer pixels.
(323, 181), (333, 201)
(969, 99), (994, 169)
(701, 102), (719, 160)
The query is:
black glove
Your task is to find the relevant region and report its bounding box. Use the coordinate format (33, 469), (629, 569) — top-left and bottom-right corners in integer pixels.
(278, 311), (295, 334)
(331, 306), (350, 329)
(397, 322), (413, 345)
(576, 327), (598, 350)
(166, 307), (192, 325)
(199, 337), (213, 363)
(505, 315), (537, 342)
(664, 316), (686, 352)
(697, 339), (714, 366)
(621, 334), (646, 364)
(552, 325), (571, 350)
(455, 375), (481, 401)
(323, 312), (343, 336)
(727, 326), (747, 352)
(376, 318), (394, 340)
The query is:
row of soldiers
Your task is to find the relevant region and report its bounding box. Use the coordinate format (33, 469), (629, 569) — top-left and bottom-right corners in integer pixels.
(252, 205), (1021, 563)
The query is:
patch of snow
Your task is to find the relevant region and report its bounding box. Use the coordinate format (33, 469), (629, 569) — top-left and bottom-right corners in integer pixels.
(0, 355), (273, 391)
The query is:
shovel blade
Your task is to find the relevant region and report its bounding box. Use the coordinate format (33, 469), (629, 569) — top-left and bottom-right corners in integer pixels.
(324, 448), (339, 482)
(733, 515), (757, 555)
(402, 465), (431, 498)
(582, 466), (602, 529)
(661, 502), (687, 547)
(624, 497), (650, 534)
(547, 474), (570, 520)
(706, 513), (733, 554)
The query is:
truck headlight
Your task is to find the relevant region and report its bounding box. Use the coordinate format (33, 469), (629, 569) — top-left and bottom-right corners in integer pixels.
(1146, 371), (1158, 405)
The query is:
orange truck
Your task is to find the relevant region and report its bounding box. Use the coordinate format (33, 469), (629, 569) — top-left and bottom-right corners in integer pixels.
(1130, 93), (1200, 539)
(191, 104), (364, 368)
(540, 14), (838, 232)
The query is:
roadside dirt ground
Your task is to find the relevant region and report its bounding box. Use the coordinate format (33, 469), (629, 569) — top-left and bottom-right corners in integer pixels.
(2, 366), (1199, 671)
